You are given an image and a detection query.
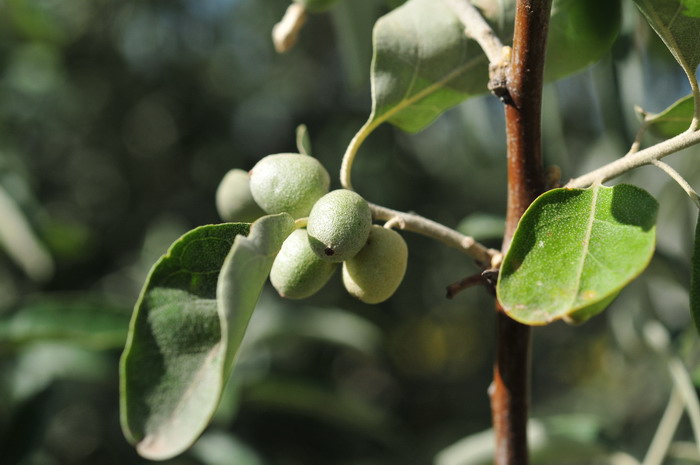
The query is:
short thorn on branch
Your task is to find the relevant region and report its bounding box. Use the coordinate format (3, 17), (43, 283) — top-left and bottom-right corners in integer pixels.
(446, 268), (499, 299)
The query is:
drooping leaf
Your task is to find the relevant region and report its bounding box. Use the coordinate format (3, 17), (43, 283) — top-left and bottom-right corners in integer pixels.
(217, 213), (296, 374)
(633, 0), (700, 91)
(121, 214), (295, 461)
(120, 223), (249, 460)
(367, 0), (489, 135)
(497, 184), (658, 325)
(0, 297), (129, 350)
(691, 212), (700, 335)
(646, 94), (694, 138)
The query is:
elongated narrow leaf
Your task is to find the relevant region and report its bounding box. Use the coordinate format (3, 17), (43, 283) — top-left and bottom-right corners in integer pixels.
(120, 223), (249, 460)
(497, 184), (658, 325)
(647, 94), (694, 138)
(633, 0), (700, 90)
(218, 213), (296, 374)
(368, 0), (489, 134)
(691, 213), (700, 335)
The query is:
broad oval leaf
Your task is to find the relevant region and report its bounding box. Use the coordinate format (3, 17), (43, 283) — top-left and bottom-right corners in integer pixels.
(497, 184), (658, 325)
(691, 212), (700, 335)
(646, 94), (694, 138)
(120, 223), (249, 460)
(633, 0), (700, 91)
(368, 0), (489, 134)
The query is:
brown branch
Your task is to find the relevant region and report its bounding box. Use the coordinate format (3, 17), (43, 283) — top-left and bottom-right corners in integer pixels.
(490, 1), (552, 464)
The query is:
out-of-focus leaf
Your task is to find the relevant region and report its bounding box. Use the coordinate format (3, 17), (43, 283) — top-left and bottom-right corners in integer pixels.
(691, 212), (700, 336)
(544, 0), (621, 81)
(457, 213), (505, 241)
(191, 432), (263, 465)
(120, 223), (249, 460)
(0, 184), (53, 282)
(633, 0), (700, 91)
(243, 377), (397, 444)
(497, 184), (658, 325)
(435, 416), (605, 465)
(0, 297), (129, 350)
(647, 94), (694, 139)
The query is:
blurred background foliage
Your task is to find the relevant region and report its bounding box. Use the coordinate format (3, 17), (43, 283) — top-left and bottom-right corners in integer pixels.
(0, 0), (699, 464)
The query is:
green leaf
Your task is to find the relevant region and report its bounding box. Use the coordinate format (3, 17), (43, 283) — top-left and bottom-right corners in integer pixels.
(544, 0), (621, 81)
(646, 94), (694, 138)
(633, 0), (700, 91)
(0, 297), (129, 350)
(217, 213), (296, 375)
(120, 215), (295, 461)
(497, 184), (658, 325)
(367, 0), (489, 134)
(120, 223), (249, 460)
(691, 212), (700, 335)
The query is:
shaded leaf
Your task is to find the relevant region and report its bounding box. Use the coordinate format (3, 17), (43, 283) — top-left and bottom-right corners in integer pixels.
(497, 184), (658, 325)
(544, 0), (621, 81)
(0, 297), (129, 350)
(646, 94), (694, 138)
(691, 212), (700, 335)
(367, 0), (489, 134)
(633, 0), (700, 90)
(120, 223), (249, 460)
(217, 213), (296, 375)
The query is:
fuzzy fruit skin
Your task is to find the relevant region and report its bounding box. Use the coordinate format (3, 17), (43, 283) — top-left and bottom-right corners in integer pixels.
(342, 226), (408, 304)
(216, 169), (266, 222)
(271, 229), (338, 299)
(306, 189), (372, 262)
(249, 153), (330, 218)
(293, 0), (339, 12)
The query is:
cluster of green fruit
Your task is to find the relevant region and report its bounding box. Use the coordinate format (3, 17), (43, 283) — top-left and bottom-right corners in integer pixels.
(216, 153), (408, 304)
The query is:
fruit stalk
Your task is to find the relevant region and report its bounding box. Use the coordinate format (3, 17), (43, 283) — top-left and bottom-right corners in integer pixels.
(491, 0), (551, 464)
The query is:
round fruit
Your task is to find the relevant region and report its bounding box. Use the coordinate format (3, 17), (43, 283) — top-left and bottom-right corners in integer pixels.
(270, 229), (338, 299)
(306, 189), (372, 262)
(293, 0), (340, 13)
(342, 226), (408, 304)
(216, 169), (266, 222)
(249, 153), (330, 218)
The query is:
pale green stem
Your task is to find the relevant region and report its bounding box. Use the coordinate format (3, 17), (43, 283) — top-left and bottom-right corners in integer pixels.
(642, 388), (685, 465)
(650, 159), (700, 209)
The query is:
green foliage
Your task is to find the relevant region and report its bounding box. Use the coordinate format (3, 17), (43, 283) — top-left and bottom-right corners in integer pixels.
(646, 94), (695, 138)
(497, 185), (658, 325)
(343, 225), (408, 304)
(120, 223), (249, 460)
(270, 229), (338, 299)
(544, 0), (621, 81)
(307, 189), (373, 262)
(216, 169), (265, 223)
(249, 153), (330, 219)
(294, 0), (341, 13)
(366, 0), (488, 135)
(633, 0), (700, 89)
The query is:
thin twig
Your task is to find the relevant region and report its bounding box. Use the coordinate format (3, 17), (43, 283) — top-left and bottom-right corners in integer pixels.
(369, 203), (498, 268)
(442, 0), (504, 63)
(651, 159), (700, 209)
(272, 4), (307, 53)
(566, 128), (700, 189)
(642, 388), (685, 465)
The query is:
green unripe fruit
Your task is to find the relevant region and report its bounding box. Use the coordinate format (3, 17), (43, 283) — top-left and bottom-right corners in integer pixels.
(270, 229), (338, 299)
(293, 0), (340, 13)
(342, 226), (408, 304)
(249, 153), (330, 218)
(306, 189), (372, 262)
(215, 169), (266, 222)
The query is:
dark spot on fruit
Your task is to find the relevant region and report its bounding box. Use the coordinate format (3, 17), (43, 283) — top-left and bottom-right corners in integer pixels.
(324, 247), (335, 256)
